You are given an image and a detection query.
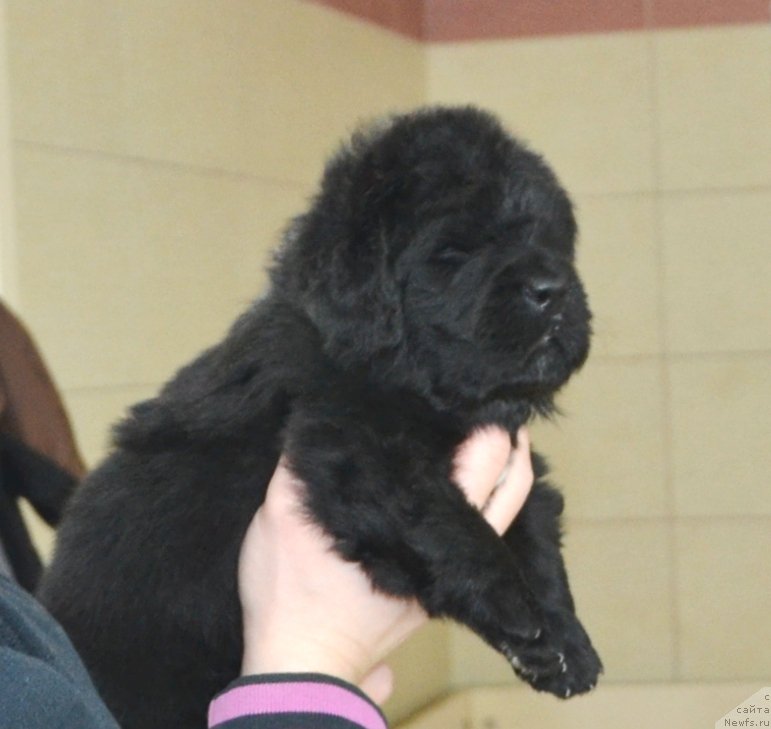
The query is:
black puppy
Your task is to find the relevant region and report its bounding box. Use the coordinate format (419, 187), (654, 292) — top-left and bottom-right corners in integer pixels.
(39, 106), (602, 729)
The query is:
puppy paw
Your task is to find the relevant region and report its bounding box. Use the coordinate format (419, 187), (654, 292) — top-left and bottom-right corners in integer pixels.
(501, 614), (602, 698)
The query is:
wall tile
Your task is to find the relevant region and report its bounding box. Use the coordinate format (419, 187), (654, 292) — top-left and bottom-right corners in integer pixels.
(655, 25), (771, 190)
(574, 194), (661, 357)
(660, 190), (771, 354)
(676, 520), (771, 680)
(450, 624), (516, 687)
(428, 33), (655, 195)
(530, 359), (668, 520)
(396, 691), (469, 729)
(14, 147), (135, 389)
(118, 0), (245, 172)
(669, 355), (771, 517)
(237, 0), (425, 186)
(126, 165), (307, 384)
(386, 623), (452, 722)
(14, 145), (306, 390)
(6, 0), (124, 150)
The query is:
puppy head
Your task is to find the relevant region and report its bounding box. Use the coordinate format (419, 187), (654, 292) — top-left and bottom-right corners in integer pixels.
(275, 106), (591, 416)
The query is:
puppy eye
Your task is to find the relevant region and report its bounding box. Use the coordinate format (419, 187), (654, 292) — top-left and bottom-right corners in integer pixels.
(431, 246), (471, 266)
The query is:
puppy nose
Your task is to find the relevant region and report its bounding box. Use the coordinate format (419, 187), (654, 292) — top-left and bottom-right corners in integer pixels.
(523, 270), (568, 310)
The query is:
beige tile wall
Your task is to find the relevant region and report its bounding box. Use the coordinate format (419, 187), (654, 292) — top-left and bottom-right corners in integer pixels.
(2, 1), (769, 722)
(428, 23), (771, 694)
(654, 26), (770, 191)
(400, 682), (764, 729)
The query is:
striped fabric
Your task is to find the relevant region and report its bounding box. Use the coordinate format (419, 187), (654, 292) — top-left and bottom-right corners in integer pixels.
(208, 674), (388, 729)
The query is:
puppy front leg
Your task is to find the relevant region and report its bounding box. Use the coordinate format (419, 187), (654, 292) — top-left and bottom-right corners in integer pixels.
(501, 458), (603, 697)
(283, 412), (565, 681)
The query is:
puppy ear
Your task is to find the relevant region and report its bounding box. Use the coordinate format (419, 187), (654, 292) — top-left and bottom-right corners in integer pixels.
(274, 210), (404, 370)
(271, 127), (413, 367)
(316, 226), (404, 366)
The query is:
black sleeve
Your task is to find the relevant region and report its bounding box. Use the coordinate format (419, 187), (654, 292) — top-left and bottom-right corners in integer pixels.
(0, 575), (120, 728)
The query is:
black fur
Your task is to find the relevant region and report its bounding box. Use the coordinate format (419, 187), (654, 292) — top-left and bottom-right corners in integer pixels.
(39, 106), (602, 729)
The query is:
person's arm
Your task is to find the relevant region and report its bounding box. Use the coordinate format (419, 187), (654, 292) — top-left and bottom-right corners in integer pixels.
(0, 574), (120, 729)
(213, 427), (533, 728)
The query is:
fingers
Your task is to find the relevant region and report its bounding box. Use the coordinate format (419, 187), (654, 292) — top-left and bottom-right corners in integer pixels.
(454, 427), (534, 535)
(453, 427), (512, 510)
(481, 428), (533, 535)
(262, 458), (305, 513)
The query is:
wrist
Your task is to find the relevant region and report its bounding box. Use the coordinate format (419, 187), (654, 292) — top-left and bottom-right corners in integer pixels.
(241, 622), (366, 685)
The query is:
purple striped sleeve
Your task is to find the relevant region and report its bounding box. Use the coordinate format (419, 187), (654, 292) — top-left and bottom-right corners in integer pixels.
(208, 674), (388, 729)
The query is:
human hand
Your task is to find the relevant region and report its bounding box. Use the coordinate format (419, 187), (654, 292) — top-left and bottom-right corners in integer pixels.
(238, 427), (533, 704)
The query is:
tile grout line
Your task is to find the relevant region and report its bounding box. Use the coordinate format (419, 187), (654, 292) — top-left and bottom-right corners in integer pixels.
(644, 22), (683, 683)
(13, 138), (312, 192)
(565, 513), (771, 526)
(576, 185), (771, 199)
(63, 382), (163, 396)
(589, 349), (771, 364)
(16, 138), (770, 199)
